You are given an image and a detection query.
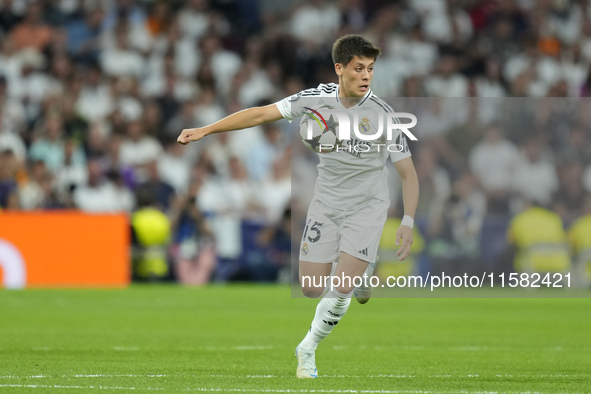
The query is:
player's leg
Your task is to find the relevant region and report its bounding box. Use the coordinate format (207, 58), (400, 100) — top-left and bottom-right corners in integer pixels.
(295, 260), (332, 379)
(340, 199), (388, 304)
(295, 199), (339, 378)
(354, 257), (378, 304)
(332, 251), (369, 293)
(296, 252), (367, 378)
(300, 252), (368, 346)
(299, 261), (333, 298)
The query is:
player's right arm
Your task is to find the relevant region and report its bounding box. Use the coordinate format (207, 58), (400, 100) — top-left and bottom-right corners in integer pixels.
(177, 104), (284, 145)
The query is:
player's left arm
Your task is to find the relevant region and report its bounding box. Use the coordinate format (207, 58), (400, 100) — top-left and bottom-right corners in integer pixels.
(393, 157), (419, 261)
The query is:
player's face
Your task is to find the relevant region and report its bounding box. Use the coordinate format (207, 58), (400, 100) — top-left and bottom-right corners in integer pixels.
(336, 56), (374, 97)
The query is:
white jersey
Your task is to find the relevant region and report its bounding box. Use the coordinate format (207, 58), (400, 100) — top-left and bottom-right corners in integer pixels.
(276, 83), (412, 210)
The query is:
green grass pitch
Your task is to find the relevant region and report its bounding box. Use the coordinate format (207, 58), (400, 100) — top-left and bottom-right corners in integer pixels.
(0, 285), (590, 393)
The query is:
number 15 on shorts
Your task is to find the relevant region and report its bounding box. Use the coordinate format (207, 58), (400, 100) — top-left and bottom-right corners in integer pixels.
(303, 220), (323, 243)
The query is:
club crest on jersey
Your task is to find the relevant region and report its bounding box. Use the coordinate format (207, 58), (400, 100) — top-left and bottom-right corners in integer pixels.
(358, 117), (370, 134)
(301, 243), (309, 255)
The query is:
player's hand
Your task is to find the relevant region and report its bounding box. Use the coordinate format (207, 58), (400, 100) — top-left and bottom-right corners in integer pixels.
(177, 128), (207, 145)
(395, 225), (413, 261)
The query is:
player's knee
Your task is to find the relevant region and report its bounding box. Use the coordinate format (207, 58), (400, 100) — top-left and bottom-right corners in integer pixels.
(334, 285), (354, 295)
(301, 285), (324, 299)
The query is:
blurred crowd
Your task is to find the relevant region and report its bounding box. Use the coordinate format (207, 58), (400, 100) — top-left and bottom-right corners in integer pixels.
(1, 0), (591, 282)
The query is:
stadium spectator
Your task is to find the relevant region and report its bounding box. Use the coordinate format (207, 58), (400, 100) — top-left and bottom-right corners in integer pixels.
(499, 196), (571, 277)
(100, 23), (145, 79)
(146, 1), (172, 37)
(401, 25), (437, 77)
(425, 55), (468, 97)
(76, 64), (113, 122)
(441, 99), (487, 169)
(8, 2), (53, 52)
(290, 0), (340, 48)
(413, 145), (451, 218)
(156, 73), (182, 125)
(158, 139), (191, 195)
(37, 170), (64, 210)
(469, 124), (520, 213)
(245, 122), (285, 181)
(512, 136), (559, 208)
(169, 174), (216, 285)
(119, 120), (163, 180)
(60, 93), (89, 142)
(73, 159), (134, 212)
(166, 101), (198, 141)
(66, 7), (104, 64)
(426, 172), (486, 276)
(0, 0), (21, 35)
(54, 139), (87, 195)
(199, 35), (241, 97)
(193, 86), (226, 128)
(102, 0), (147, 32)
(0, 76), (26, 136)
(567, 194), (591, 287)
(0, 149), (19, 209)
(476, 59), (507, 97)
(100, 133), (136, 188)
(137, 160), (176, 211)
(84, 122), (109, 161)
(0, 110), (26, 162)
(178, 0), (223, 41)
(10, 48), (53, 113)
(256, 206), (293, 282)
(18, 159), (47, 210)
(29, 114), (86, 174)
(554, 125), (591, 165)
(171, 184), (217, 285)
(254, 152), (291, 223)
(196, 151), (248, 278)
(412, 97), (453, 140)
(207, 131), (238, 178)
(553, 162), (588, 221)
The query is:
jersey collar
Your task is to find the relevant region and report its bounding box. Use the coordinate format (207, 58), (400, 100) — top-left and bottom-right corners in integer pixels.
(335, 85), (373, 108)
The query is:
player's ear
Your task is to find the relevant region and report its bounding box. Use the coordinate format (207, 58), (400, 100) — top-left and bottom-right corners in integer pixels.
(334, 63), (343, 76)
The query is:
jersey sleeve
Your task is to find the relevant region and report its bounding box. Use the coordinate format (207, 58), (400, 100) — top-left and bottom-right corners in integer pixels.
(274, 89), (313, 122)
(389, 117), (412, 163)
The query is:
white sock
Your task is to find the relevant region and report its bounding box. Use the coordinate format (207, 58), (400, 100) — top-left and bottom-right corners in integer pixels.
(299, 288), (353, 350)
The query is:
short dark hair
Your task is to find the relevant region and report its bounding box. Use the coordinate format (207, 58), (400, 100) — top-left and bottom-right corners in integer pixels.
(332, 34), (381, 66)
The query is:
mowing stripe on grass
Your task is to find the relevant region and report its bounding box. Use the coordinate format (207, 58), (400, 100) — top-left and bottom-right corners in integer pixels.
(0, 384), (162, 390)
(0, 375), (169, 379)
(0, 374), (581, 379)
(1, 384), (587, 394)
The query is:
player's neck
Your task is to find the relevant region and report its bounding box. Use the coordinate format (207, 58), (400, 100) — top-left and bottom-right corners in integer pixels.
(338, 83), (364, 109)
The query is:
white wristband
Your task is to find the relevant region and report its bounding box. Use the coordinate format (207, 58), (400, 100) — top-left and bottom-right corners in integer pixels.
(401, 215), (414, 229)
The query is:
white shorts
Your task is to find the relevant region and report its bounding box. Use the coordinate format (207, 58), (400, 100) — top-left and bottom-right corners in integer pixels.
(299, 197), (389, 264)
